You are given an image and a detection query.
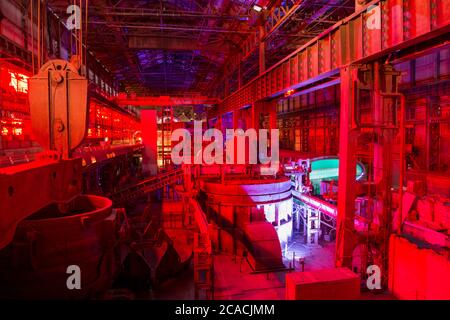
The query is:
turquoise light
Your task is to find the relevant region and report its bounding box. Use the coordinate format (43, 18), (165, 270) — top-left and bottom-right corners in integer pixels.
(309, 157), (365, 181)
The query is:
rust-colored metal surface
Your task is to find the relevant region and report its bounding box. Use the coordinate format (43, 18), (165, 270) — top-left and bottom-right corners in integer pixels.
(0, 195), (116, 299)
(0, 157), (82, 249)
(29, 59), (88, 159)
(214, 0), (450, 115)
(244, 221), (284, 271)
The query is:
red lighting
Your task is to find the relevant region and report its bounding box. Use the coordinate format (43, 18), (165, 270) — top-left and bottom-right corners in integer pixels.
(87, 100), (140, 144)
(285, 89), (294, 97)
(8, 71), (29, 93)
(0, 62), (31, 147)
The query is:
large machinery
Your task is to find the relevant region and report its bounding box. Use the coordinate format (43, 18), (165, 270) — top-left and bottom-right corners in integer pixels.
(0, 60), (141, 167)
(0, 58), (204, 299)
(199, 168), (292, 271)
(0, 0), (448, 301)
(0, 59), (143, 298)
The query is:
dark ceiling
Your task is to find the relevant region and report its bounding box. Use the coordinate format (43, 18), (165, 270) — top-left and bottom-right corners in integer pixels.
(47, 0), (355, 97)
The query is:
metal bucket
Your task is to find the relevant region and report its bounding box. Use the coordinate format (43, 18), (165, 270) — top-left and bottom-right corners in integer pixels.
(0, 195), (117, 299)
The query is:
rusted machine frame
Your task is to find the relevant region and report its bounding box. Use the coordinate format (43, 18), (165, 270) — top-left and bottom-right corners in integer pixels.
(336, 61), (404, 271)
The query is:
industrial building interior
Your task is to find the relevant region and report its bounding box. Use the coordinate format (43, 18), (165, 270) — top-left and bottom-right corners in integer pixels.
(0, 0), (449, 300)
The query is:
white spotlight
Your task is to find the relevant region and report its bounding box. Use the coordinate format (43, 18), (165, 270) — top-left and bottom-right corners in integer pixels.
(253, 5), (263, 12)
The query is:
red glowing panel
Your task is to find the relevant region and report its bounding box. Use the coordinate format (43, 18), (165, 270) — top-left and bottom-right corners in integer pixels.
(8, 72), (29, 93)
(12, 127), (22, 136)
(284, 89), (294, 97)
(85, 98), (140, 145)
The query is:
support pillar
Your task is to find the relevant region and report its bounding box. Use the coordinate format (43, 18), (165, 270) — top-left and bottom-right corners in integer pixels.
(141, 109), (158, 175)
(335, 66), (358, 268)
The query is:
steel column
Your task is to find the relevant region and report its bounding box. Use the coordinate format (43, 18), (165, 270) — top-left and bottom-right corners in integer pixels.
(335, 66), (358, 268)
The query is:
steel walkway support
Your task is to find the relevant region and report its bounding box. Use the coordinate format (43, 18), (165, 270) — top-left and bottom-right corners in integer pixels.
(336, 66), (358, 268)
(110, 169), (183, 205)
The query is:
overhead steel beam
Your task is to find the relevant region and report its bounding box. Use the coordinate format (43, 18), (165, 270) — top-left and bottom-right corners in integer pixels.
(95, 0), (145, 90)
(101, 7), (249, 20)
(289, 0), (342, 38)
(213, 0), (450, 116)
(128, 36), (228, 52)
(115, 95), (219, 107)
(263, 0), (304, 40)
(208, 1), (303, 95)
(89, 21), (255, 34)
(47, 5), (249, 20)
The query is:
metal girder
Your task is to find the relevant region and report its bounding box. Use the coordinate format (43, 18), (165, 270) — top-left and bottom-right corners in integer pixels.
(89, 20), (255, 34)
(115, 95), (219, 107)
(288, 0), (342, 39)
(0, 158), (83, 249)
(95, 0), (145, 89)
(214, 0), (450, 116)
(264, 0), (304, 40)
(128, 36), (228, 52)
(97, 7), (249, 20)
(47, 4), (249, 20)
(335, 66), (358, 268)
(110, 169), (183, 205)
(292, 190), (368, 230)
(208, 0), (303, 93)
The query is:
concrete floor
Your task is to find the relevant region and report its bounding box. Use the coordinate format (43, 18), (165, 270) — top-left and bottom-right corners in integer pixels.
(137, 200), (395, 300)
(213, 253), (286, 300)
(282, 233), (336, 271)
(151, 236), (342, 300)
(212, 233), (395, 300)
(213, 232), (337, 300)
